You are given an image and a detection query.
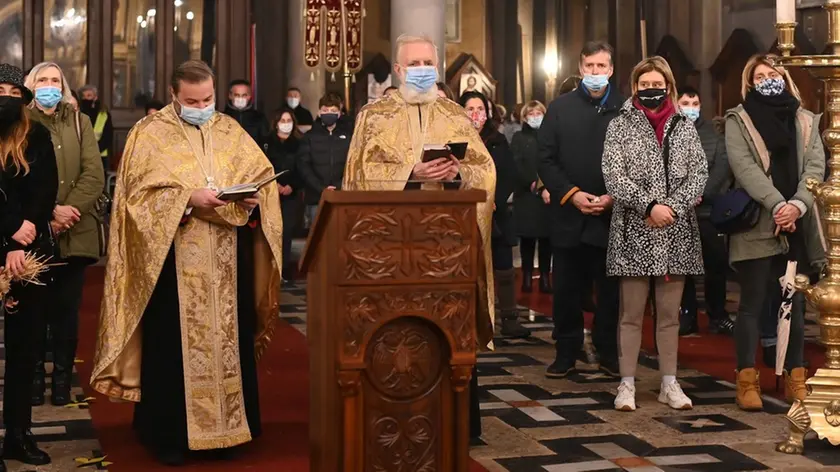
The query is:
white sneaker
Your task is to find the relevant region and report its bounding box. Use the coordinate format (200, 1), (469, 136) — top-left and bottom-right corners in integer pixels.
(659, 380), (693, 410)
(614, 381), (636, 411)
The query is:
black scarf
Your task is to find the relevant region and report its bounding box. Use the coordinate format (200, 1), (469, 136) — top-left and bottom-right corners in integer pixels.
(743, 89), (800, 200)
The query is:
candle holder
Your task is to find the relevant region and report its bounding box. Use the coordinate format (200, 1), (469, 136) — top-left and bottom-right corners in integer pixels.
(774, 0), (840, 455)
(776, 21), (797, 56)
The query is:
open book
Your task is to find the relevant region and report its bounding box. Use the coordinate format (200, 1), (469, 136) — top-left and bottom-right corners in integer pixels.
(216, 170), (290, 201)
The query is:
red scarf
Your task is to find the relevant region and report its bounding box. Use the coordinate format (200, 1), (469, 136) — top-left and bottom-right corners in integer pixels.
(634, 97), (675, 145)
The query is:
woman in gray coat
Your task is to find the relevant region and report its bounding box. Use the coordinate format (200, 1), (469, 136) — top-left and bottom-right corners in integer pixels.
(602, 57), (707, 413)
(724, 54), (825, 412)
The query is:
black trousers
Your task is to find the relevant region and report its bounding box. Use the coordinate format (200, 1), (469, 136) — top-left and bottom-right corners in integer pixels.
(520, 237), (552, 273)
(681, 219), (728, 320)
(4, 280), (48, 428)
(552, 244), (619, 363)
(134, 239), (261, 453)
(42, 257), (89, 369)
(491, 239), (514, 270)
(734, 254), (805, 370)
(281, 196), (300, 278)
(469, 366), (481, 438)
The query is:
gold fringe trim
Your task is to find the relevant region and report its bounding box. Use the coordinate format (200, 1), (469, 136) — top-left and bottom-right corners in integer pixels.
(91, 379), (141, 403)
(187, 430), (252, 451)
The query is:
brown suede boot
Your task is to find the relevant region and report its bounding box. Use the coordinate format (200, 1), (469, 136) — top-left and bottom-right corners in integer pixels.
(785, 367), (808, 403)
(736, 368), (763, 411)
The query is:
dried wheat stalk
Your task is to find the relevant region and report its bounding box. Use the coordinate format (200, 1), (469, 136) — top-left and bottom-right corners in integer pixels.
(0, 252), (55, 298)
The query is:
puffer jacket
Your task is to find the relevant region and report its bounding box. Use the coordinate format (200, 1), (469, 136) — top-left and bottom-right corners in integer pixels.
(724, 104), (826, 271)
(29, 102), (104, 261)
(602, 99), (708, 277)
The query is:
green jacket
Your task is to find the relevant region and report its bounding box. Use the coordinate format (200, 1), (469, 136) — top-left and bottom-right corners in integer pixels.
(724, 104), (826, 271)
(29, 103), (104, 260)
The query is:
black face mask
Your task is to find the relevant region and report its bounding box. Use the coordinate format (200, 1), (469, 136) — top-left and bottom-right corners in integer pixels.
(0, 96), (23, 123)
(636, 88), (667, 109)
(320, 113), (339, 126)
(80, 99), (99, 111)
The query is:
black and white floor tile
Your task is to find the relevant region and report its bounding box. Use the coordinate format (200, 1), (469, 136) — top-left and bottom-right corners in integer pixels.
(281, 279), (840, 471)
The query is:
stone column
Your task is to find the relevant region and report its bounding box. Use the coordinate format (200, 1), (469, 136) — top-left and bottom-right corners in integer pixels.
(287, 0), (326, 114)
(390, 0), (447, 82)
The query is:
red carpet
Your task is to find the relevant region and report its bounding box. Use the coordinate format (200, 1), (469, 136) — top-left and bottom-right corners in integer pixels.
(75, 267), (488, 471)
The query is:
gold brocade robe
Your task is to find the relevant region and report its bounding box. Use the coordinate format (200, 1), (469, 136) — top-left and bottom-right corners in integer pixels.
(342, 92), (497, 349)
(90, 105), (284, 450)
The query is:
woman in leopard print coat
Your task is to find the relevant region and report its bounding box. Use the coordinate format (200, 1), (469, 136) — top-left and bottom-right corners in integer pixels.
(601, 56), (707, 414)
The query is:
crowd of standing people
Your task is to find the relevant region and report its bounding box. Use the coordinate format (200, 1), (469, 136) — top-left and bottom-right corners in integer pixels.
(0, 32), (828, 468)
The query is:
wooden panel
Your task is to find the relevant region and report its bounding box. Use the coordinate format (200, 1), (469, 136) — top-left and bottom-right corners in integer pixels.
(304, 190), (481, 472)
(561, 0), (587, 82)
(215, 0), (251, 108)
(254, 0), (288, 111)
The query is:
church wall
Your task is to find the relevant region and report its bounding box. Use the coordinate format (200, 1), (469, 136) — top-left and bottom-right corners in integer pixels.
(445, 0), (488, 68)
(721, 0), (777, 51)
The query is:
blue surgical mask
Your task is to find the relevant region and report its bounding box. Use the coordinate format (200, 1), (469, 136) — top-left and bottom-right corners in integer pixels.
(404, 66), (438, 92)
(682, 106), (700, 122)
(177, 100), (215, 126)
(582, 74), (609, 92)
(34, 86), (62, 109)
(526, 115), (544, 129)
(756, 77), (786, 97)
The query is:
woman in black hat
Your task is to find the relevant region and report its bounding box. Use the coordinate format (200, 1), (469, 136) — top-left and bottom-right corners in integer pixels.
(0, 63), (58, 469)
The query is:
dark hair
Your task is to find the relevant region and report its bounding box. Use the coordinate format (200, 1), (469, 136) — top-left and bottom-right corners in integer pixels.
(318, 92), (343, 109)
(436, 82), (455, 100)
(171, 60), (215, 93)
(580, 40), (614, 66)
(229, 79), (251, 90)
(271, 107), (303, 140)
(287, 87), (301, 94)
(145, 99), (165, 114)
(458, 90), (502, 143)
(677, 85), (700, 99)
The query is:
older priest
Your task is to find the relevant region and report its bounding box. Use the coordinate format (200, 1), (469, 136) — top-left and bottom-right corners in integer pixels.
(342, 34), (496, 439)
(90, 61), (283, 465)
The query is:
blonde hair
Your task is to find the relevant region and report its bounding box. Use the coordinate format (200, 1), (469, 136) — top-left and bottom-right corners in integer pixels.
(520, 100), (546, 122)
(25, 62), (74, 107)
(395, 34), (439, 66)
(0, 109), (31, 175)
(740, 54), (802, 101)
(629, 56), (678, 105)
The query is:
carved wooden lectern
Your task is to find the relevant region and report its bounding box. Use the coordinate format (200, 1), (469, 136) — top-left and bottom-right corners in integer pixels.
(299, 189), (486, 472)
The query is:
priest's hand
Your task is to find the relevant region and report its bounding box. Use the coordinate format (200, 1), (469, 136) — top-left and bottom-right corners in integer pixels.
(12, 220), (36, 247)
(4, 250), (26, 277)
(236, 197), (260, 212)
(412, 157), (454, 181)
(189, 189), (226, 209)
(443, 157), (460, 181)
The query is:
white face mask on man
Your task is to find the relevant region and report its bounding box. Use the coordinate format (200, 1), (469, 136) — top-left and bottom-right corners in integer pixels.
(232, 97), (248, 110)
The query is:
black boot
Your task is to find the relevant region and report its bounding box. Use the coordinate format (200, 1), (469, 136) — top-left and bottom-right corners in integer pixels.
(50, 362), (72, 406)
(31, 360), (46, 406)
(497, 269), (531, 338)
(678, 307), (698, 336)
(3, 429), (51, 465)
(538, 271), (551, 293)
(521, 270), (533, 293)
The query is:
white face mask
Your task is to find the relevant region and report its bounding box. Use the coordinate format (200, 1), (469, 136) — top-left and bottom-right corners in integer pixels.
(232, 97), (248, 110)
(287, 97), (300, 109)
(278, 122), (294, 134)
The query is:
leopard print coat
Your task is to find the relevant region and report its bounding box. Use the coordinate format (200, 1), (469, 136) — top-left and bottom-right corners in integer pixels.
(602, 99), (708, 277)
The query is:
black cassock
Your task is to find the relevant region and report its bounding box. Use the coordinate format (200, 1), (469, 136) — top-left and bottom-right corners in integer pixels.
(132, 223), (261, 453)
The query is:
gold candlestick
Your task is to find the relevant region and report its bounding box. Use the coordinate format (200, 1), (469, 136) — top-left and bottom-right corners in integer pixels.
(775, 0), (840, 455)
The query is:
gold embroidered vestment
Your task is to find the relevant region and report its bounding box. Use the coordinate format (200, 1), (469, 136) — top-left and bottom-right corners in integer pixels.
(90, 105), (284, 450)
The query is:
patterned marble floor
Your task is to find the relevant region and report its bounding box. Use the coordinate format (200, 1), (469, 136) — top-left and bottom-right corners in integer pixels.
(278, 281), (840, 472)
(0, 309), (108, 472)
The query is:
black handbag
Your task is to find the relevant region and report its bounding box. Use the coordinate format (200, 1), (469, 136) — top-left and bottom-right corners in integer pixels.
(710, 188), (760, 234)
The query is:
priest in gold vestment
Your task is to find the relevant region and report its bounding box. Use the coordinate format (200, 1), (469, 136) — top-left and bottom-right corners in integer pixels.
(342, 34), (496, 440)
(90, 61), (283, 465)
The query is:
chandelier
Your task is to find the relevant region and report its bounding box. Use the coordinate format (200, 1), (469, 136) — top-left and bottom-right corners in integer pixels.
(49, 7), (86, 44)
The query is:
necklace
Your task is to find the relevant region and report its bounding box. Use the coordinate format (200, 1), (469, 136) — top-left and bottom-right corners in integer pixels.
(172, 107), (217, 190)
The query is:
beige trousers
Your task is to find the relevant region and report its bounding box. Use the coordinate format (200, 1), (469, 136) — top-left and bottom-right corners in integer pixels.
(618, 276), (686, 378)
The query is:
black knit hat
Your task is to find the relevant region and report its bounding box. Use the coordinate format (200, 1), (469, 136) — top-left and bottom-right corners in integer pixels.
(0, 63), (33, 104)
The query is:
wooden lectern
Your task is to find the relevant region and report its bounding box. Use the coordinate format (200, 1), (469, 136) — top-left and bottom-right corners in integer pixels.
(299, 189), (486, 472)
